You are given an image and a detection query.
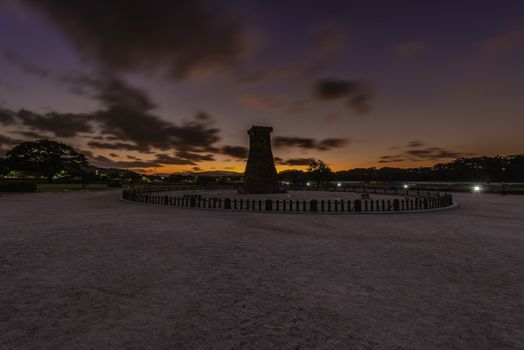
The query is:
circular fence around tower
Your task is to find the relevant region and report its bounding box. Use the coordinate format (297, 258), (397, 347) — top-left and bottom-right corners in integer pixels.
(121, 185), (455, 214)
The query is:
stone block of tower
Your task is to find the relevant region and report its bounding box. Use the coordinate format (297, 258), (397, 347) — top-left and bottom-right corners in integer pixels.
(242, 126), (281, 194)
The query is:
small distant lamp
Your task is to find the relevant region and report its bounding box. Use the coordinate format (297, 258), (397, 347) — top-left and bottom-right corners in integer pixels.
(306, 182), (311, 186)
(473, 185), (481, 193)
(337, 182), (341, 187)
(403, 184), (409, 189)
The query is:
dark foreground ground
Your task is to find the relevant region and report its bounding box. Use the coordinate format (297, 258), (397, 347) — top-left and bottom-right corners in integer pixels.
(1, 191), (523, 349)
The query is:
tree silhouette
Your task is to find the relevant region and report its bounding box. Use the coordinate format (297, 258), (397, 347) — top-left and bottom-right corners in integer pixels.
(278, 169), (307, 185)
(0, 158), (9, 177)
(307, 159), (333, 188)
(6, 140), (89, 181)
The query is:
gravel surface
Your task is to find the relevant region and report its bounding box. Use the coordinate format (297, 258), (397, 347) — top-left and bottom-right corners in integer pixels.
(1, 190), (523, 349)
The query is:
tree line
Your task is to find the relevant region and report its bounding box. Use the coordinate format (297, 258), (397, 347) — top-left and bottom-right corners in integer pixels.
(1, 139), (523, 183)
(279, 156), (524, 184)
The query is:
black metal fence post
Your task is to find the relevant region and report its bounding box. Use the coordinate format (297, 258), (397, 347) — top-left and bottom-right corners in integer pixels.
(354, 199), (362, 212)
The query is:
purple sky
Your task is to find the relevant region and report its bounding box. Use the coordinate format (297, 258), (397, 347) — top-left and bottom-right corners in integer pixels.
(0, 0), (523, 172)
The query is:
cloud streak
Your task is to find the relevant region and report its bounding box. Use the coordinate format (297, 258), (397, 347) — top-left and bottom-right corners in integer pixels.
(275, 157), (313, 166)
(220, 145), (248, 159)
(273, 136), (348, 151)
(314, 79), (373, 115)
(379, 141), (468, 163)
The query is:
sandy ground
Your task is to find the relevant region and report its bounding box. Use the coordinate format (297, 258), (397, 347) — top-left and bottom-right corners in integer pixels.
(1, 191), (523, 349)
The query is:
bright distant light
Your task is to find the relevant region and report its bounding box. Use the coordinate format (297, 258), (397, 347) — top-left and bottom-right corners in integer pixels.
(473, 185), (481, 192)
(306, 182), (311, 186)
(337, 182), (341, 187)
(403, 184), (409, 189)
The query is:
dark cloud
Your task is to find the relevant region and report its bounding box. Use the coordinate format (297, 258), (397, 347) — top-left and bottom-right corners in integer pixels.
(0, 134), (21, 147)
(3, 50), (50, 78)
(0, 108), (16, 125)
(175, 151), (215, 162)
(87, 141), (143, 151)
(378, 155), (409, 164)
(315, 80), (355, 100)
(15, 130), (48, 139)
(275, 157), (314, 166)
(1, 106), (92, 138)
(0, 75), (223, 165)
(407, 140), (424, 148)
(405, 147), (463, 159)
(220, 145), (248, 159)
(70, 75), (222, 153)
(91, 155), (161, 169)
(20, 0), (249, 79)
(153, 154), (197, 166)
(274, 137), (315, 149)
(273, 136), (348, 151)
(379, 144), (467, 164)
(16, 109), (92, 138)
(317, 138), (349, 151)
(0, 134), (20, 156)
(90, 79), (221, 151)
(314, 79), (373, 115)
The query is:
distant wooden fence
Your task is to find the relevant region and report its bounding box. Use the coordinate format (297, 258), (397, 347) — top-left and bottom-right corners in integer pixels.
(121, 186), (454, 213)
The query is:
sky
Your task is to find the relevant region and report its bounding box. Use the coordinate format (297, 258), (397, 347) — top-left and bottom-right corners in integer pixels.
(0, 0), (523, 173)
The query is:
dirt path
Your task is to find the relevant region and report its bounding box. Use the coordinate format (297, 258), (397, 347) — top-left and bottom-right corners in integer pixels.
(1, 191), (523, 349)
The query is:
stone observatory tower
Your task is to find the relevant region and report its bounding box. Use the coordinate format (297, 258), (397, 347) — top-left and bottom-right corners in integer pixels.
(242, 126), (281, 194)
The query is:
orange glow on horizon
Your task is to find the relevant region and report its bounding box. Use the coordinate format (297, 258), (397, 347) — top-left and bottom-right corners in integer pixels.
(124, 158), (462, 175)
